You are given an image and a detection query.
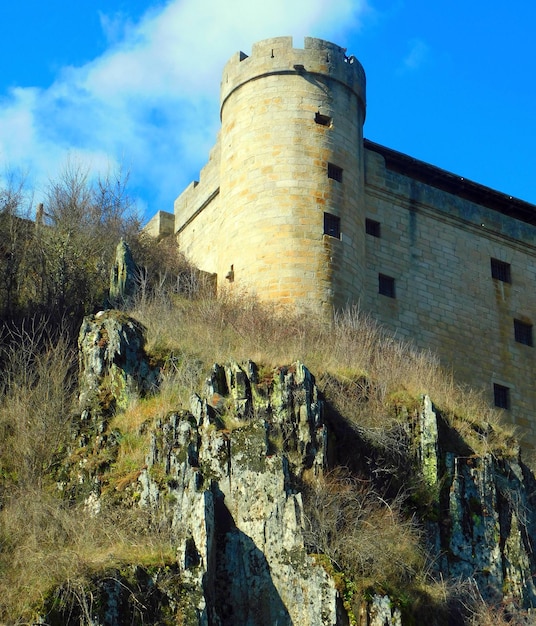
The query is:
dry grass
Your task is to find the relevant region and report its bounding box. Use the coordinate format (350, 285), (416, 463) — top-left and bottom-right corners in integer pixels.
(0, 320), (176, 622)
(0, 489), (175, 621)
(303, 469), (424, 588)
(449, 578), (535, 626)
(0, 321), (77, 491)
(131, 293), (515, 456)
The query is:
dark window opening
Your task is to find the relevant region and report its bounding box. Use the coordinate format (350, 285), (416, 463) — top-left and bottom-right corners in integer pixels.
(324, 212), (341, 239)
(493, 384), (510, 409)
(379, 274), (395, 298)
(328, 163), (343, 183)
(366, 219), (381, 237)
(514, 319), (533, 346)
(491, 258), (511, 283)
(315, 112), (332, 126)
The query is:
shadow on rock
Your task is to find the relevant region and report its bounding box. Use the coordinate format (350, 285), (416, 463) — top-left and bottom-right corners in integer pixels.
(210, 483), (294, 626)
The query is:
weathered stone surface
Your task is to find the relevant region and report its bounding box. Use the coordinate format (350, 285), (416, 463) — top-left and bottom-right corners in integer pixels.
(139, 361), (342, 625)
(78, 309), (159, 415)
(413, 397), (536, 610)
(109, 238), (138, 303)
(368, 595), (402, 626)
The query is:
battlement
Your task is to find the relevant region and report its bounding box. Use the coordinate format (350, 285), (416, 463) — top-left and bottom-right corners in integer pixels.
(220, 36), (366, 118)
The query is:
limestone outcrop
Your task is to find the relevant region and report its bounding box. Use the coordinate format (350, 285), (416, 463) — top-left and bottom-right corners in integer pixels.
(78, 309), (158, 415)
(419, 400), (536, 611)
(109, 239), (138, 303)
(49, 311), (536, 624)
(139, 360), (342, 625)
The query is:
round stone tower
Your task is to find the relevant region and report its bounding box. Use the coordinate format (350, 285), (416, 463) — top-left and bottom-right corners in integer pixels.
(219, 36), (367, 311)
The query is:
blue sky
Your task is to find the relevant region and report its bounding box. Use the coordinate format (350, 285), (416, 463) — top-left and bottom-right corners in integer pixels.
(1, 0), (535, 221)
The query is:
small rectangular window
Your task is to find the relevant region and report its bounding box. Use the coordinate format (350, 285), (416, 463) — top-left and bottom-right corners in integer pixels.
(493, 383), (510, 409)
(315, 112), (332, 126)
(491, 258), (511, 283)
(324, 212), (341, 239)
(328, 163), (343, 183)
(514, 319), (533, 346)
(366, 219), (381, 237)
(379, 274), (395, 298)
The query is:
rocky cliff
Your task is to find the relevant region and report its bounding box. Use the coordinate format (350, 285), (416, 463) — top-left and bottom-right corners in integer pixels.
(41, 311), (536, 625)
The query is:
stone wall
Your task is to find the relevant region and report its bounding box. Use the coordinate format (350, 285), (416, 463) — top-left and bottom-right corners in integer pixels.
(363, 147), (536, 445)
(144, 209), (175, 239)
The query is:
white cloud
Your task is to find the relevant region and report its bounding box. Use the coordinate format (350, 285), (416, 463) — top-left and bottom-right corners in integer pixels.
(402, 38), (429, 71)
(0, 0), (369, 218)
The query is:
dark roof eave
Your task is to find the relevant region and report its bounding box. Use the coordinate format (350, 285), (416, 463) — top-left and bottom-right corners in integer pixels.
(364, 139), (536, 226)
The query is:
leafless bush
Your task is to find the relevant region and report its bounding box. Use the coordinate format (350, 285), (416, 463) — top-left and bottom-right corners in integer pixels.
(0, 318), (77, 490)
(450, 578), (534, 626)
(130, 232), (214, 307)
(303, 469), (424, 586)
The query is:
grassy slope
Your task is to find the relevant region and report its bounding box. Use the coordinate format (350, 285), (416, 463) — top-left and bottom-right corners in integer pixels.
(0, 292), (520, 623)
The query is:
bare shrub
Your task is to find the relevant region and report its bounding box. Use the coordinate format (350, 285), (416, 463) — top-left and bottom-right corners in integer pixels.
(303, 469), (424, 587)
(131, 232), (214, 305)
(0, 488), (174, 621)
(0, 318), (77, 490)
(449, 578), (535, 626)
(22, 162), (141, 323)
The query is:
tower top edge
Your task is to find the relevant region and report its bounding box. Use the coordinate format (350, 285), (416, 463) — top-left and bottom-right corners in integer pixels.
(220, 36), (366, 110)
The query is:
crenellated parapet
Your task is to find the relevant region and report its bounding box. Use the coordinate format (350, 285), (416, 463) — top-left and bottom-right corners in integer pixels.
(220, 36), (366, 119)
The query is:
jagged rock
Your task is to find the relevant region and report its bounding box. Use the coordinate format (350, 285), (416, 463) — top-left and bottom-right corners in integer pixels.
(109, 239), (138, 303)
(417, 394), (439, 486)
(68, 311), (161, 498)
(78, 309), (159, 415)
(139, 361), (344, 625)
(59, 312), (536, 624)
(412, 396), (536, 610)
(97, 346), (536, 621)
(442, 450), (536, 607)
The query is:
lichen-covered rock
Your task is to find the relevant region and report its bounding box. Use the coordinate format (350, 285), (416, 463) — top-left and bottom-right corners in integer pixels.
(417, 395), (439, 487)
(68, 311), (161, 498)
(109, 239), (138, 303)
(62, 313), (536, 624)
(411, 397), (536, 610)
(78, 309), (159, 415)
(368, 595), (402, 626)
(139, 361), (344, 625)
(444, 451), (536, 608)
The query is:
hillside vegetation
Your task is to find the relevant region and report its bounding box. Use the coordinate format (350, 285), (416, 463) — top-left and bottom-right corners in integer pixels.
(0, 171), (529, 624)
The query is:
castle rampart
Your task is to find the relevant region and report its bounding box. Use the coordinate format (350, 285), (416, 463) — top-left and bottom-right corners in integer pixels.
(159, 37), (536, 448)
(175, 37), (368, 309)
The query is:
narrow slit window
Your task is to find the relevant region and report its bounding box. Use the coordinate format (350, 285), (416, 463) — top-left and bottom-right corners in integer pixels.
(378, 274), (395, 298)
(514, 319), (533, 346)
(491, 258), (511, 283)
(324, 212), (341, 239)
(493, 383), (510, 409)
(315, 112), (332, 126)
(327, 163), (343, 183)
(366, 219), (381, 238)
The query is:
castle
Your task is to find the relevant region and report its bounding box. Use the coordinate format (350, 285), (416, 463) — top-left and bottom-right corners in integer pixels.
(146, 36), (536, 447)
